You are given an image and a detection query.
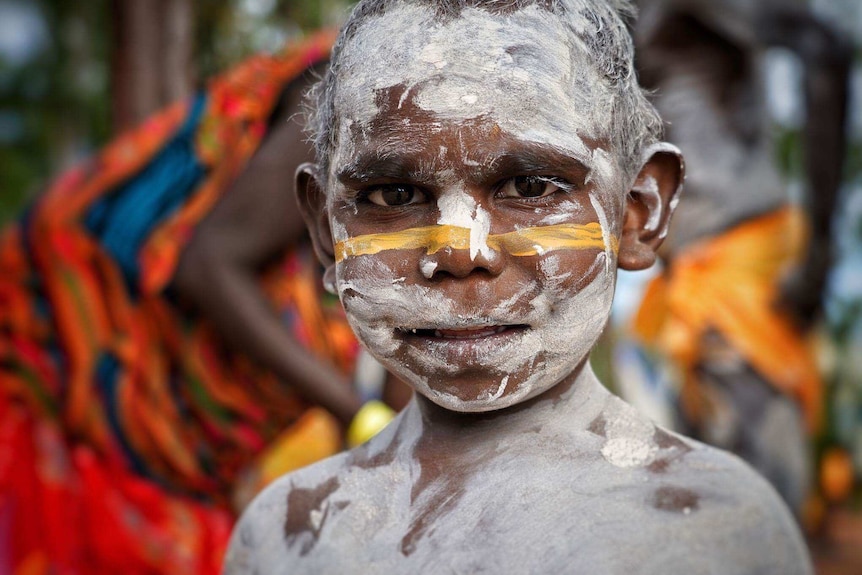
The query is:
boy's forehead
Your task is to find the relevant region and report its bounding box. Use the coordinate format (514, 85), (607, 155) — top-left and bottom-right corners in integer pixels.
(332, 3), (616, 165)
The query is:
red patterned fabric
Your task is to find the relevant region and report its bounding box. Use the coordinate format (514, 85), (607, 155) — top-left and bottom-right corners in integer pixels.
(0, 31), (355, 574)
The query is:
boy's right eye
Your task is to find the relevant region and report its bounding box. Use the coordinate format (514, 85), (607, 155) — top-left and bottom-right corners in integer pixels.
(363, 184), (427, 207)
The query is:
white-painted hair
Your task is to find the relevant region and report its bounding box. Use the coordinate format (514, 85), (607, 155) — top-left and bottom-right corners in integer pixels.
(306, 0), (663, 182)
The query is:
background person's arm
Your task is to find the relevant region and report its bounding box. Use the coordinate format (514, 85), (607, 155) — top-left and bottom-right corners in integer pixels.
(172, 81), (362, 427)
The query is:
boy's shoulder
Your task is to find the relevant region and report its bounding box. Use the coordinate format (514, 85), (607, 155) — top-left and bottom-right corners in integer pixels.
(223, 422), (408, 573)
(588, 396), (803, 523)
(584, 395), (812, 573)
(222, 448), (352, 573)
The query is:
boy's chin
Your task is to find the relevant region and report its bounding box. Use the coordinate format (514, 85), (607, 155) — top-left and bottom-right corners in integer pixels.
(410, 377), (558, 414)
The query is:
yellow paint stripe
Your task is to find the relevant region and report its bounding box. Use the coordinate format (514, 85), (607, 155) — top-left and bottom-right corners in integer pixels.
(334, 223), (617, 262)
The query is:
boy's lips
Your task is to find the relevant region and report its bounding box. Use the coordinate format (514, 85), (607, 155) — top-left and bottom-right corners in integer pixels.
(396, 323), (531, 372)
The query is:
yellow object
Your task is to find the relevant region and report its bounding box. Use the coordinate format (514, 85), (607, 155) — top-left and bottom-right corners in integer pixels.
(232, 408), (342, 509)
(347, 400), (396, 448)
(335, 222), (616, 262)
(633, 207), (821, 430)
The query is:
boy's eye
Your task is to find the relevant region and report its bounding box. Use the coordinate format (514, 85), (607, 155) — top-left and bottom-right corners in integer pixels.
(498, 176), (569, 199)
(364, 184), (427, 206)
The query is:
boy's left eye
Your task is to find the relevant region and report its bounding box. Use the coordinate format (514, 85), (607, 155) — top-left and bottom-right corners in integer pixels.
(498, 176), (569, 199)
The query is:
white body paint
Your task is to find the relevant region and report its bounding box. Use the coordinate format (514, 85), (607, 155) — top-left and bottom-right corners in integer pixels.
(227, 371), (813, 575)
(588, 194), (614, 273)
(633, 141), (684, 237)
(419, 259), (438, 278)
(599, 398), (660, 468)
(538, 200), (585, 225)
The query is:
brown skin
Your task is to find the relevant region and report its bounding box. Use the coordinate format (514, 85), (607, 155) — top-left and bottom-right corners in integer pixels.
(171, 78), (363, 427)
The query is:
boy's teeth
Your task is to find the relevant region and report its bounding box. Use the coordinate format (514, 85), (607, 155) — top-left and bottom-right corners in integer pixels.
(433, 326), (507, 339)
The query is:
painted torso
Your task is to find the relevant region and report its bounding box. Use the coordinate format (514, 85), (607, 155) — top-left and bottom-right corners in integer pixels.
(225, 373), (811, 574)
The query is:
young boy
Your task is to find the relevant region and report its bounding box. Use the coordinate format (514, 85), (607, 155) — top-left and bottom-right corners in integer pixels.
(224, 1), (812, 572)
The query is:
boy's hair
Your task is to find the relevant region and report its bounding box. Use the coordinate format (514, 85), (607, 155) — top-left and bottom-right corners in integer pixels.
(306, 0), (663, 182)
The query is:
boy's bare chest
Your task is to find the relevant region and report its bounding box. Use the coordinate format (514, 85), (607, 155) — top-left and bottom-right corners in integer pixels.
(278, 456), (697, 572)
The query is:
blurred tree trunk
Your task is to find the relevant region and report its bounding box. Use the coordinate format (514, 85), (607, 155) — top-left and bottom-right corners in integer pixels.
(110, 0), (194, 133)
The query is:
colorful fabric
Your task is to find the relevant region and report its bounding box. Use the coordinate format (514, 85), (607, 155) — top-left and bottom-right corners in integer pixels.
(633, 206), (822, 430)
(0, 31), (352, 575)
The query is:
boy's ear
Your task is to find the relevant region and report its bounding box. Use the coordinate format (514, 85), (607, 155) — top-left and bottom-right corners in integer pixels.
(617, 143), (684, 271)
(296, 162), (338, 293)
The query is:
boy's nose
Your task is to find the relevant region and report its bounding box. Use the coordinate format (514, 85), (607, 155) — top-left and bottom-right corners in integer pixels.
(420, 245), (504, 280)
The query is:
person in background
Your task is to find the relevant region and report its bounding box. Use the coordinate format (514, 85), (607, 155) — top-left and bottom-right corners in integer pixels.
(630, 0), (851, 518)
(0, 30), (395, 575)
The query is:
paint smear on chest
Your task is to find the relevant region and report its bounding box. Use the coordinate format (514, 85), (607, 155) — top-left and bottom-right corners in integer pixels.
(597, 401), (659, 468)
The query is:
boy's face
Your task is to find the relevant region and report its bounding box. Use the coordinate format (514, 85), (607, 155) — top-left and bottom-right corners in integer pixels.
(301, 5), (675, 412)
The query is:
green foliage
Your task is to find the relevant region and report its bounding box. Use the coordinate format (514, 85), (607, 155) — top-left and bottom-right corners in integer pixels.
(0, 0), (111, 225)
(194, 0), (356, 80)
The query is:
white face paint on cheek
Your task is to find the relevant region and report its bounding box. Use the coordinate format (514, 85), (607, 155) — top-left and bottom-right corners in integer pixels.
(335, 250), (615, 413)
(538, 255), (575, 291)
(392, 249), (614, 412)
(537, 200), (585, 226)
(336, 259), (402, 356)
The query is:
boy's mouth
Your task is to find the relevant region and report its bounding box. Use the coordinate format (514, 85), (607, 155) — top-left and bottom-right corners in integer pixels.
(395, 323), (532, 369)
(402, 325), (528, 340)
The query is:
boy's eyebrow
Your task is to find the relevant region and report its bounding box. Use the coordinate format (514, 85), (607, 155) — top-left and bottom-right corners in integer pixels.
(480, 143), (595, 180)
(336, 142), (596, 185)
(336, 153), (435, 185)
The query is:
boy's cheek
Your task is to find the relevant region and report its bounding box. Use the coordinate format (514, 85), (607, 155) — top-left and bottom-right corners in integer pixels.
(334, 255), (446, 329)
(537, 251), (615, 307)
(335, 252), (414, 292)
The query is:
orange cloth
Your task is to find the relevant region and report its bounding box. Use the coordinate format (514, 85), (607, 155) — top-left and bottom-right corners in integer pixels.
(633, 207), (822, 430)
